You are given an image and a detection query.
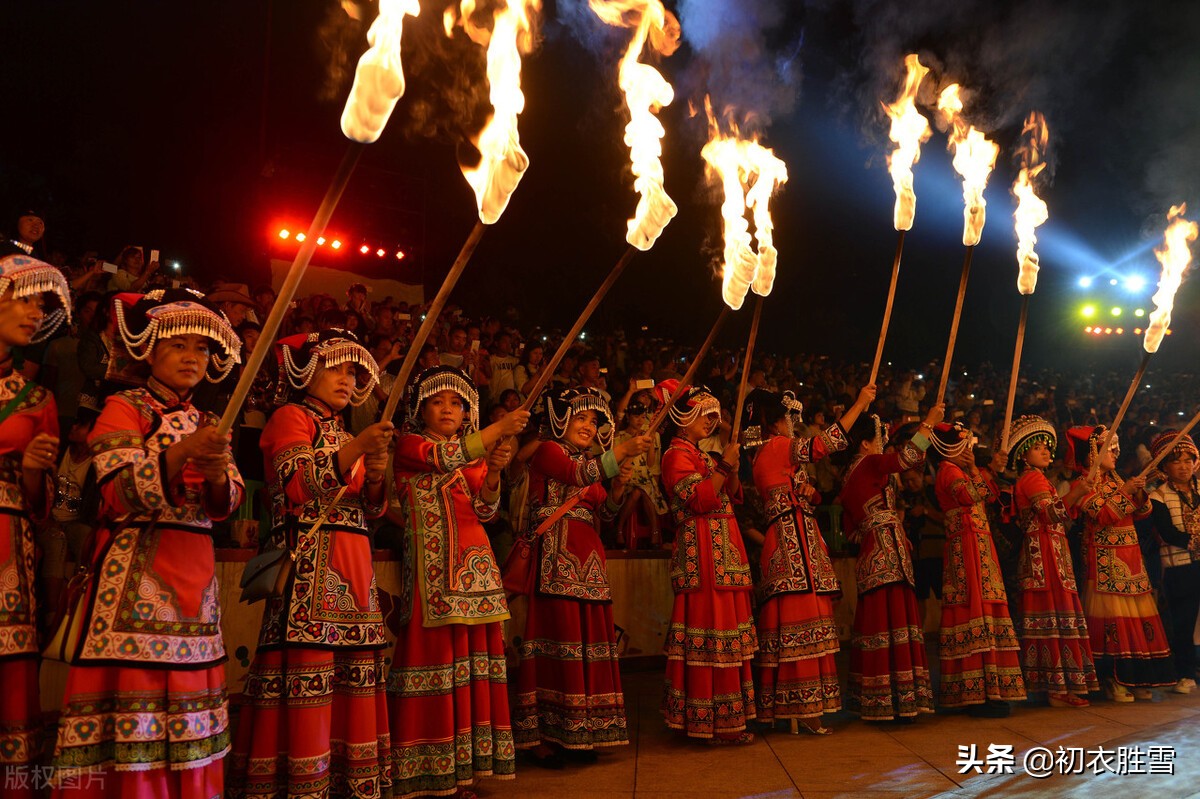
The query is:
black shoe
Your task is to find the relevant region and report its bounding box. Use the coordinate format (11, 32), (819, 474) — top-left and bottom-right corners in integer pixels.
(561, 748), (599, 764)
(967, 701), (1011, 718)
(524, 749), (566, 769)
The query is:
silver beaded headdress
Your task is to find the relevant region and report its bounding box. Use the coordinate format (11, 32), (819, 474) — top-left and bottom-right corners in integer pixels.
(113, 289), (242, 382)
(274, 329), (380, 406)
(407, 365), (480, 433)
(547, 387), (615, 449)
(0, 254), (72, 342)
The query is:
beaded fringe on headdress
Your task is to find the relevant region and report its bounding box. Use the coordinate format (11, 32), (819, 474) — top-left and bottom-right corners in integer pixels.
(548, 391), (615, 449)
(0, 255), (72, 342)
(114, 292), (241, 382)
(1006, 415), (1057, 471)
(410, 369), (480, 432)
(280, 332), (380, 406)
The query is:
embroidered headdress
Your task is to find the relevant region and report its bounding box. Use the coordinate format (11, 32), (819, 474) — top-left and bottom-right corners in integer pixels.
(1006, 414), (1057, 471)
(274, 328), (380, 406)
(547, 387), (615, 449)
(1064, 425), (1117, 474)
(741, 388), (804, 449)
(0, 253), (72, 341)
(654, 378), (720, 428)
(113, 288), (241, 382)
(928, 421), (973, 462)
(848, 413), (889, 453)
(1150, 429), (1199, 466)
(407, 365), (480, 433)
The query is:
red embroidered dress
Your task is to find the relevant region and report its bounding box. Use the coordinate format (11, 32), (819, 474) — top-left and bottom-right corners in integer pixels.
(228, 397), (392, 799)
(1073, 473), (1174, 687)
(661, 437), (757, 738)
(52, 378), (244, 799)
(933, 462), (1025, 707)
(390, 430), (514, 798)
(0, 371), (56, 797)
(751, 424), (846, 722)
(1013, 469), (1098, 695)
(514, 440), (628, 750)
(841, 436), (935, 720)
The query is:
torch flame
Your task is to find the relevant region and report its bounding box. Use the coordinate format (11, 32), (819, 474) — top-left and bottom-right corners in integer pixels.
(589, 0), (679, 251)
(1012, 111), (1050, 295)
(883, 54), (931, 232)
(1145, 203), (1198, 354)
(937, 84), (999, 246)
(454, 0), (541, 225)
(340, 0), (422, 144)
(701, 98), (789, 310)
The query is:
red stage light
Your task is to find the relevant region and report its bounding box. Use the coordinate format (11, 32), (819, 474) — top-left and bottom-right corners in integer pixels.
(359, 244), (370, 254)
(331, 240), (342, 250)
(317, 236), (326, 246)
(295, 232), (306, 242)
(395, 250), (405, 260)
(1085, 326), (1093, 333)
(278, 229), (290, 239)
(376, 248), (386, 257)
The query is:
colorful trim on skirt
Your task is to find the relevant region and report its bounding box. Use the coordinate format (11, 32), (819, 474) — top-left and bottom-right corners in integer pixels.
(755, 592), (841, 721)
(848, 583), (934, 721)
(513, 592), (629, 750)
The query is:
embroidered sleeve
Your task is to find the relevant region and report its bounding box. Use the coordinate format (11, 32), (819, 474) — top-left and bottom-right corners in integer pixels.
(472, 485), (501, 523)
(530, 440), (614, 487)
(876, 434), (928, 477)
(663, 448), (721, 513)
(260, 405), (345, 506)
(791, 422), (848, 466)
(200, 456), (245, 521)
(1078, 481), (1136, 524)
(394, 431), (486, 474)
(942, 463), (994, 506)
(22, 388), (59, 521)
(90, 395), (168, 516)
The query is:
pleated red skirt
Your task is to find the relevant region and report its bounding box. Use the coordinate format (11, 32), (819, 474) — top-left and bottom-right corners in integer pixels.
(755, 592), (841, 721)
(227, 646), (392, 798)
(386, 615), (514, 798)
(1019, 570), (1099, 696)
(514, 592), (628, 750)
(1084, 584), (1175, 687)
(848, 583), (934, 721)
(51, 662), (228, 799)
(662, 588), (757, 738)
(0, 656), (40, 799)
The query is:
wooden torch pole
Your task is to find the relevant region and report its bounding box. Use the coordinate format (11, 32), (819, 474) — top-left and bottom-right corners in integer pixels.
(1088, 351), (1151, 482)
(645, 306), (733, 436)
(1000, 295), (1031, 451)
(218, 143), (364, 435)
(1138, 406), (1200, 480)
(729, 296), (764, 443)
(935, 244), (975, 406)
(869, 229), (906, 385)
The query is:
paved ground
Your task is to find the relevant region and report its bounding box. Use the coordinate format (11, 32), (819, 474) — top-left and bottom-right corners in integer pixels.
(486, 662), (1200, 799)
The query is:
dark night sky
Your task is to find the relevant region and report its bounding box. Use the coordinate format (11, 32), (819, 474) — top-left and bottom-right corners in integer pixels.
(2, 0), (1197, 373)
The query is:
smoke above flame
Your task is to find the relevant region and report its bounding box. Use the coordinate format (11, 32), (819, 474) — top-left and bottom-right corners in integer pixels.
(445, 0), (541, 224)
(882, 54), (931, 232)
(936, 83), (999, 247)
(1011, 111), (1049, 295)
(701, 97), (789, 311)
(1145, 203), (1198, 354)
(588, 0), (680, 251)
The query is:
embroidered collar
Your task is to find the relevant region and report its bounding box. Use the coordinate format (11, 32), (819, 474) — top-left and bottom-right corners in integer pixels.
(422, 429), (459, 443)
(146, 376), (191, 409)
(301, 395), (337, 420)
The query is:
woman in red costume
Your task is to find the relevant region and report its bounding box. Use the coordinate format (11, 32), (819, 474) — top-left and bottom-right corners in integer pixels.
(51, 289), (244, 798)
(742, 384), (874, 734)
(514, 387), (650, 765)
(657, 380), (756, 744)
(842, 403), (943, 722)
(1007, 415), (1097, 708)
(228, 329), (395, 798)
(1064, 426), (1174, 701)
(390, 366), (528, 798)
(928, 423), (1026, 716)
(0, 255), (70, 796)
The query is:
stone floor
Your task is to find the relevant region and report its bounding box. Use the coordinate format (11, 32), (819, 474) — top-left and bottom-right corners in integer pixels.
(486, 665), (1200, 799)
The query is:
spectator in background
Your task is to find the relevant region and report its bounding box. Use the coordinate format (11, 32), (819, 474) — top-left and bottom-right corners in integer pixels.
(345, 282), (375, 332)
(487, 331), (519, 405)
(440, 325), (469, 368)
(577, 352), (611, 403)
(2, 208), (45, 256)
(41, 291), (102, 435)
(106, 244), (159, 292)
(252, 285), (276, 318)
(207, 284), (257, 328)
(515, 341), (546, 400)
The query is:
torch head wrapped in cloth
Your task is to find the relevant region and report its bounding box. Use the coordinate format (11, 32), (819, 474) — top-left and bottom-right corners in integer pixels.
(406, 365), (480, 435)
(547, 387), (615, 449)
(274, 329), (380, 406)
(1064, 425), (1117, 474)
(1005, 414), (1056, 472)
(113, 288), (242, 384)
(0, 253), (72, 342)
(340, 0), (422, 144)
